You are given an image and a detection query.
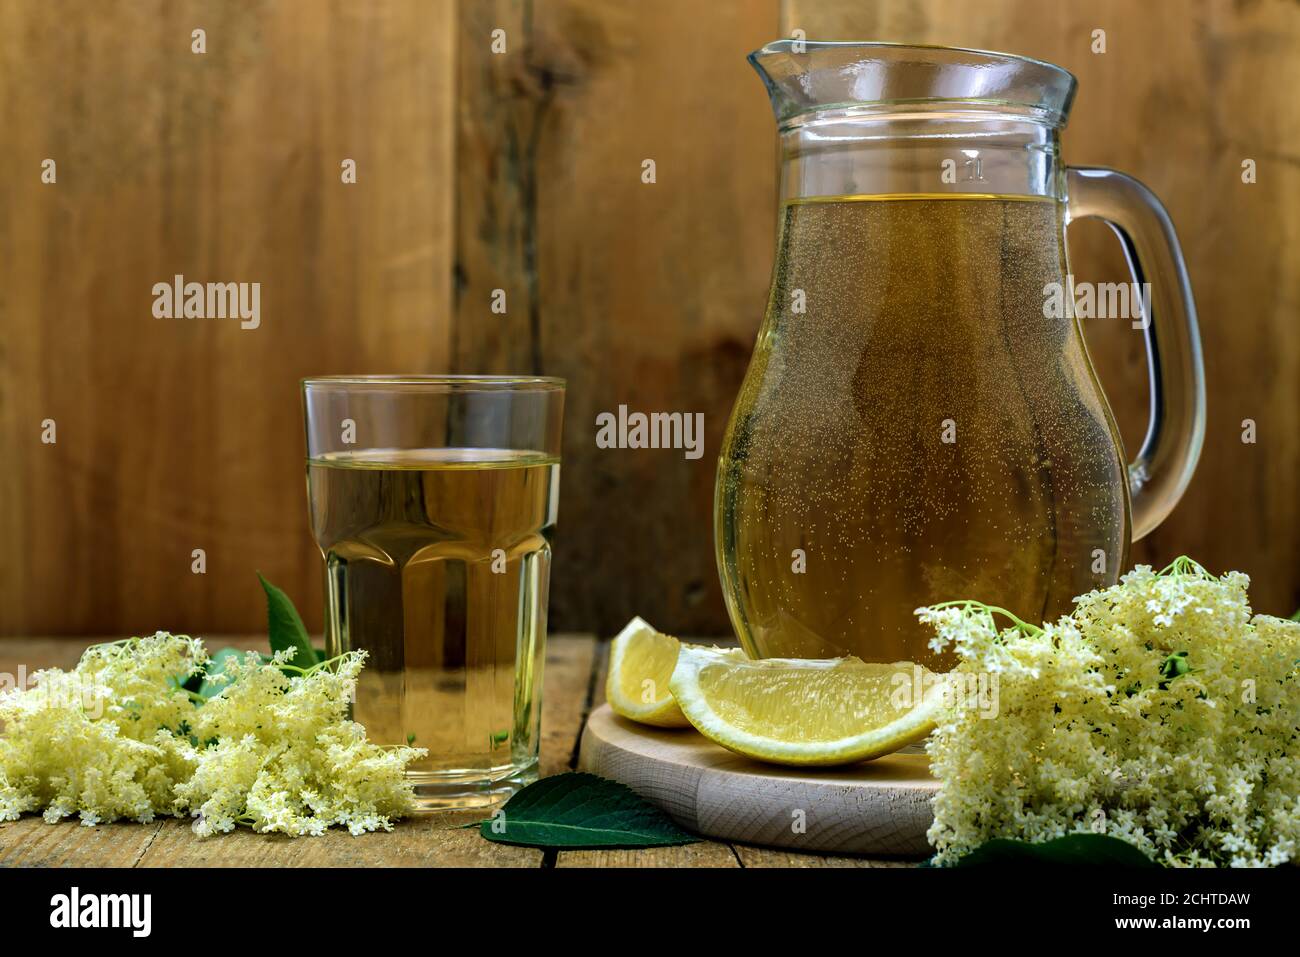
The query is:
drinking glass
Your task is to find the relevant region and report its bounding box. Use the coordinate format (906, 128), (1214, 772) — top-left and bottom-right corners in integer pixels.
(302, 376), (564, 810)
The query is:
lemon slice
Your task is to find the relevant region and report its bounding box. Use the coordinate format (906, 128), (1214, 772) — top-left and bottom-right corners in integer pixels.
(605, 618), (744, 728)
(668, 647), (949, 766)
(604, 617), (694, 727)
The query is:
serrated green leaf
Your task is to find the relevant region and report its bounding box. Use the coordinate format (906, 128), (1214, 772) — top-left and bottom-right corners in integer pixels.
(478, 772), (698, 849)
(950, 834), (1158, 867)
(258, 573), (319, 668)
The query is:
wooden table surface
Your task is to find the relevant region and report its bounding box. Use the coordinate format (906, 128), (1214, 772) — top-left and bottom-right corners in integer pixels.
(0, 635), (911, 868)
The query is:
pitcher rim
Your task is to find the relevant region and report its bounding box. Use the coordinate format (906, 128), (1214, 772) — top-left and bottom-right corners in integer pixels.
(749, 39), (1075, 79)
(748, 39), (1078, 126)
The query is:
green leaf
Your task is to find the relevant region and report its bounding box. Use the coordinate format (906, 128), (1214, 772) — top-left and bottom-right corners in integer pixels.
(948, 834), (1158, 867)
(478, 772), (699, 849)
(258, 573), (319, 668)
(1158, 650), (1193, 689)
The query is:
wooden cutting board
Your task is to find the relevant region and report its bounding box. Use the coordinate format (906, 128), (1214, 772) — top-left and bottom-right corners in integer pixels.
(578, 704), (938, 856)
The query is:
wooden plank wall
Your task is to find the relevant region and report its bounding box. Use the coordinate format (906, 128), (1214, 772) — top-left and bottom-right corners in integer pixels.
(0, 0), (456, 635)
(453, 0), (780, 634)
(1, 0), (1296, 639)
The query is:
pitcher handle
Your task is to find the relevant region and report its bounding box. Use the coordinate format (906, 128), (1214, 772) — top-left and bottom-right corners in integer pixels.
(1064, 167), (1206, 541)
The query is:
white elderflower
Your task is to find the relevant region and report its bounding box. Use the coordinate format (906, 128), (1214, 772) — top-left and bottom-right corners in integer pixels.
(176, 649), (425, 837)
(919, 559), (1299, 867)
(0, 634), (425, 837)
(0, 634), (204, 825)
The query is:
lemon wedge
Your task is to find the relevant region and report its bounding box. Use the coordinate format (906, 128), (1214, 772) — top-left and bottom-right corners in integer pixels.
(605, 618), (745, 728)
(668, 647), (948, 766)
(604, 617), (694, 727)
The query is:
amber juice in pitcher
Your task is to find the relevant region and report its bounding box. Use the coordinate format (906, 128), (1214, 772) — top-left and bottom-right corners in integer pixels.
(717, 42), (1204, 671)
(716, 193), (1129, 669)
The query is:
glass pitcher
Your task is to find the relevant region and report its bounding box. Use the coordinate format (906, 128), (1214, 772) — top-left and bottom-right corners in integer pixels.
(716, 42), (1205, 669)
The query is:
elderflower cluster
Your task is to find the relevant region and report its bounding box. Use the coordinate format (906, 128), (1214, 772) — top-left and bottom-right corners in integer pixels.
(918, 561), (1299, 867)
(173, 649), (424, 836)
(0, 633), (205, 825)
(0, 634), (425, 837)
